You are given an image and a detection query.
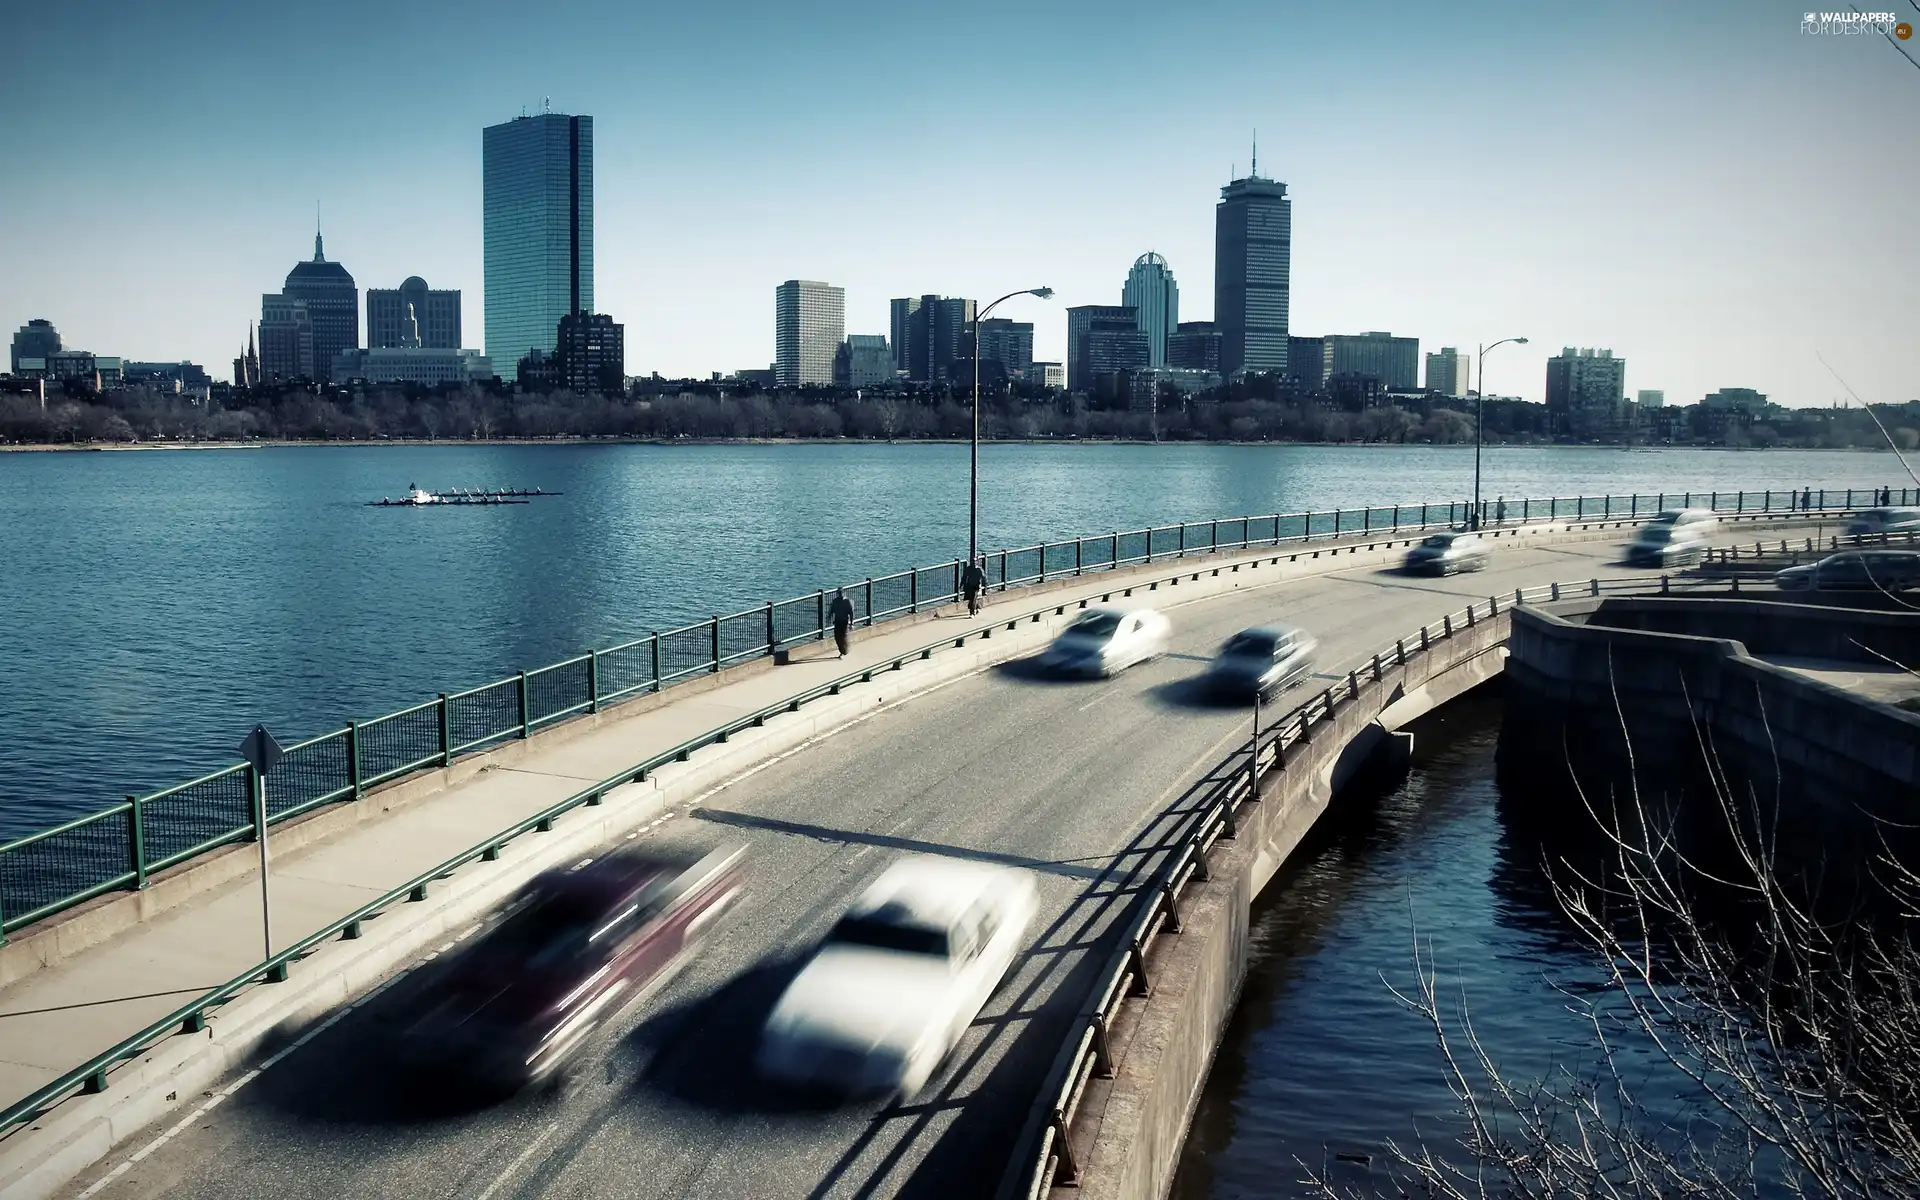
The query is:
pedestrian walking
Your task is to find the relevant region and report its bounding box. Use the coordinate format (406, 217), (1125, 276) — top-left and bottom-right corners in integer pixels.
(1801, 486), (1812, 511)
(828, 587), (855, 657)
(1495, 496), (1507, 525)
(961, 558), (986, 617)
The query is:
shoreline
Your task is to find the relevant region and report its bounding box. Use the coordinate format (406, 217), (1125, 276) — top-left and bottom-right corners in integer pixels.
(0, 438), (1896, 455)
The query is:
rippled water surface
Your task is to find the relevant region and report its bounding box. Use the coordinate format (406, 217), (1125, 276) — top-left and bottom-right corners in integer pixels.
(0, 442), (1900, 834)
(1171, 694), (1694, 1199)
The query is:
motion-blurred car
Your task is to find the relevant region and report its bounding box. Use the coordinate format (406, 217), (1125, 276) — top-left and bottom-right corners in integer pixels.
(1205, 626), (1318, 701)
(1844, 507), (1920, 538)
(1624, 522), (1710, 568)
(756, 856), (1038, 1102)
(1403, 531), (1489, 576)
(1774, 550), (1920, 594)
(1037, 606), (1170, 677)
(395, 845), (745, 1091)
(1643, 507), (1720, 535)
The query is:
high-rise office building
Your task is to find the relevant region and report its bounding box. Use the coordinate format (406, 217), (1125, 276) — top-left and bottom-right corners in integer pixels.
(10, 318), (60, 374)
(1287, 335), (1325, 391)
(1545, 347), (1628, 438)
(1031, 362), (1065, 390)
(975, 318), (1034, 379)
(1214, 160), (1291, 377)
(1323, 332), (1419, 391)
(1425, 346), (1471, 397)
(1067, 305), (1149, 395)
(1637, 389), (1665, 408)
(835, 335), (894, 388)
(260, 229), (357, 381)
(774, 280), (846, 387)
(484, 112), (593, 382)
(1121, 252), (1179, 368)
(889, 295), (975, 383)
(368, 277), (461, 349)
(1167, 321), (1222, 374)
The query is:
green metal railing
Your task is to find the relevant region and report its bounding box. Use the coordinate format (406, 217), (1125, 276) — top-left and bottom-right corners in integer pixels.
(0, 485), (1901, 941)
(0, 498), (1875, 1141)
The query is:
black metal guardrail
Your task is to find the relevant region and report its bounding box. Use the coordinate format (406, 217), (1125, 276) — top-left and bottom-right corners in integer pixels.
(1006, 570), (1787, 1198)
(0, 503), (1846, 1144)
(8, 487), (1880, 940)
(1698, 527), (1920, 571)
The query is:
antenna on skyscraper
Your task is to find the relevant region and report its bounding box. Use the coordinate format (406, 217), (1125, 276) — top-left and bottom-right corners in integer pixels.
(1251, 129), (1258, 178)
(544, 96), (550, 114)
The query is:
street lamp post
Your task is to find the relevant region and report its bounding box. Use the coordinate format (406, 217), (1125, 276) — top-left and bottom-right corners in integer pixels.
(970, 286), (1055, 574)
(1472, 336), (1528, 528)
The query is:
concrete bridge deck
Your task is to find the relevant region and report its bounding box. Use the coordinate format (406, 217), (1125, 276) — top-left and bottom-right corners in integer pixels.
(12, 520), (1817, 1200)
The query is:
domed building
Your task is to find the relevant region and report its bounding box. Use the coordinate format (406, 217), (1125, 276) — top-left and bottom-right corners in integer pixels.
(259, 229), (358, 382)
(1121, 252), (1179, 368)
(366, 275), (461, 350)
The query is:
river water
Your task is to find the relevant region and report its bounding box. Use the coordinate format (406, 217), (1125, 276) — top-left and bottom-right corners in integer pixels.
(0, 442), (1901, 835)
(1170, 693), (1703, 1199)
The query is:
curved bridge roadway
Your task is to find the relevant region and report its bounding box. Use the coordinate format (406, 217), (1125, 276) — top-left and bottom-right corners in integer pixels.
(62, 531), (1749, 1200)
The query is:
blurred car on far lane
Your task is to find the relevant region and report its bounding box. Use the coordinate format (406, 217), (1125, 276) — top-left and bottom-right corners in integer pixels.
(1205, 625), (1317, 701)
(395, 845), (745, 1092)
(1038, 606), (1170, 677)
(756, 856), (1037, 1103)
(1774, 550), (1920, 594)
(1844, 507), (1920, 538)
(1403, 531), (1489, 576)
(1624, 522), (1710, 568)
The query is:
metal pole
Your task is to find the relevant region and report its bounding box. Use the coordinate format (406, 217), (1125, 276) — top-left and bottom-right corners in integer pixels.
(1473, 342), (1485, 529)
(252, 766), (272, 961)
(971, 318), (981, 573)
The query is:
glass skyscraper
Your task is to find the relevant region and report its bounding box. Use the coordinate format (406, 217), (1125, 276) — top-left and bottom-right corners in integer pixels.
(1121, 253), (1179, 368)
(1214, 168), (1291, 378)
(484, 113), (593, 382)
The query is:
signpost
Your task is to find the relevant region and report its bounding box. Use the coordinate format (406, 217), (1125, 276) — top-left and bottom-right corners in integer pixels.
(238, 725), (285, 963)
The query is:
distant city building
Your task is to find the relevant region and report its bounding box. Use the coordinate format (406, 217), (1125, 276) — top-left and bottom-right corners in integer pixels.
(1326, 372), (1387, 411)
(233, 325), (260, 387)
(1067, 304), (1149, 396)
(260, 229), (357, 381)
(1168, 321), (1222, 374)
(1637, 389), (1665, 408)
(1693, 387), (1767, 441)
(835, 334), (894, 388)
(555, 312), (624, 393)
(1287, 335), (1325, 391)
(975, 318), (1034, 379)
(258, 292), (316, 382)
(1544, 347), (1628, 438)
(1031, 361), (1065, 390)
(1121, 252), (1179, 368)
(15, 350), (123, 389)
(1425, 347), (1471, 397)
(889, 295), (975, 383)
(1214, 162), (1291, 377)
(368, 277), (461, 349)
(1128, 368), (1220, 413)
(731, 367), (776, 388)
(516, 348), (562, 391)
(484, 112), (593, 382)
(331, 347), (493, 386)
(124, 361), (213, 395)
(10, 318), (60, 374)
(1323, 332), (1419, 391)
(774, 280), (846, 387)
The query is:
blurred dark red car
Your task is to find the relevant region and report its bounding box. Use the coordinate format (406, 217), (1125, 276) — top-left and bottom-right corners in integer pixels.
(395, 844), (745, 1091)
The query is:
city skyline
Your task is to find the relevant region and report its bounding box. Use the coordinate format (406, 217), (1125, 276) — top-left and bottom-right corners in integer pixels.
(1, 0), (1914, 409)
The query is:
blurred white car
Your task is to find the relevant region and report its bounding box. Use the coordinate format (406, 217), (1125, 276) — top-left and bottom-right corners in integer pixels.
(1038, 606), (1170, 677)
(756, 857), (1038, 1102)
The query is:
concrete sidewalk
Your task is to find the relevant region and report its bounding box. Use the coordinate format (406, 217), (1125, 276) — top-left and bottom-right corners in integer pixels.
(0, 535), (1382, 1114)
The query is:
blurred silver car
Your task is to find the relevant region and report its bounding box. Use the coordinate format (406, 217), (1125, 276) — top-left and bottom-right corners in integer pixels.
(1205, 626), (1317, 700)
(1625, 522), (1709, 568)
(756, 856), (1038, 1102)
(1038, 607), (1170, 678)
(1403, 531), (1489, 576)
(1844, 507), (1920, 538)
(1775, 550), (1920, 593)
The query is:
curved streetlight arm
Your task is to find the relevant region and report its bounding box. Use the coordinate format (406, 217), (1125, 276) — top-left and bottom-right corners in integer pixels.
(968, 287), (1054, 574)
(1471, 336), (1528, 529)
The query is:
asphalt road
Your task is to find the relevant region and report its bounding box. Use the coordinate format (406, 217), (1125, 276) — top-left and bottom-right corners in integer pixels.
(62, 531), (1722, 1200)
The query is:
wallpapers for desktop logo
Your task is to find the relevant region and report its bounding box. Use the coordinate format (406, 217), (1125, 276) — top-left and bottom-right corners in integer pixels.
(1800, 10), (1910, 36)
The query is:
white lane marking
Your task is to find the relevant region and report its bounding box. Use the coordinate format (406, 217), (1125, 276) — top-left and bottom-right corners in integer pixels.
(75, 938), (457, 1197)
(471, 1119), (563, 1200)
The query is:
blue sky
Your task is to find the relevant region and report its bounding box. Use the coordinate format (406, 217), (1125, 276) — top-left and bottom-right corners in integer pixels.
(2, 0), (1914, 406)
